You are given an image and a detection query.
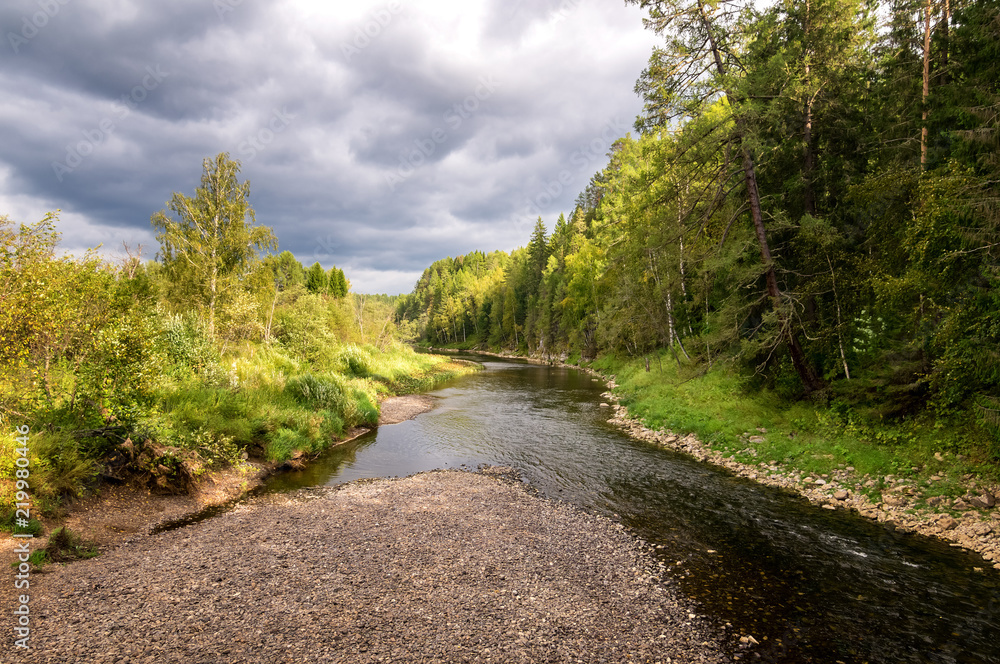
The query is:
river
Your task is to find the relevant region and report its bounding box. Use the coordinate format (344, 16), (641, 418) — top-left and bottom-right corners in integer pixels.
(263, 354), (1000, 663)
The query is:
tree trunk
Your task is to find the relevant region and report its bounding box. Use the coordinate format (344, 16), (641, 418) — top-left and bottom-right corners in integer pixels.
(939, 0), (950, 85)
(803, 0), (816, 216)
(921, 0), (933, 170)
(265, 284), (278, 343)
(827, 254), (850, 380)
(699, 0), (823, 393)
(208, 213), (219, 339)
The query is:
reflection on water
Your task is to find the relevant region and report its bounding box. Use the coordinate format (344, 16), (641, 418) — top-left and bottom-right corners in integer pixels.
(264, 356), (1000, 663)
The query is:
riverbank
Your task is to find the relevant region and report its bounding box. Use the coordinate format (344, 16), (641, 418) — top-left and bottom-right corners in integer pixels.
(590, 371), (1000, 572)
(444, 347), (1000, 569)
(3, 468), (730, 663)
(0, 360), (472, 560)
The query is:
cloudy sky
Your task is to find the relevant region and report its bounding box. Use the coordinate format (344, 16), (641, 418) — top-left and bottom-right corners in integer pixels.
(1, 0), (660, 294)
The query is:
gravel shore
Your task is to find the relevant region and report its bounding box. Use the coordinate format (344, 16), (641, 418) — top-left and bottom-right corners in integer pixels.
(4, 468), (728, 663)
(378, 394), (437, 425)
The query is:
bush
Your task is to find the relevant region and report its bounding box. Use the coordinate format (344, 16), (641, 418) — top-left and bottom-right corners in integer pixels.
(159, 311), (219, 374)
(285, 373), (350, 412)
(44, 526), (98, 563)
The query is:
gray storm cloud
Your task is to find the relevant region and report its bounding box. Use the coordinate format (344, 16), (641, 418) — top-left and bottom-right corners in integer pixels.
(0, 0), (658, 293)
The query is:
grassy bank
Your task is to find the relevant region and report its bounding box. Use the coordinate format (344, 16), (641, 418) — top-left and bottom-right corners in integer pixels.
(590, 351), (1000, 505)
(0, 340), (477, 529)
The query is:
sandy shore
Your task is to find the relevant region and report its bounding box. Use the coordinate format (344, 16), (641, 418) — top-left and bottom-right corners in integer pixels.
(3, 468), (729, 663)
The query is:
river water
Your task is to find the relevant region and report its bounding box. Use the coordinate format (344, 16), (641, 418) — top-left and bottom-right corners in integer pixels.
(263, 355), (1000, 663)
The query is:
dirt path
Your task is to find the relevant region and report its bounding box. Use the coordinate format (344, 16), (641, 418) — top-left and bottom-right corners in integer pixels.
(3, 468), (730, 663)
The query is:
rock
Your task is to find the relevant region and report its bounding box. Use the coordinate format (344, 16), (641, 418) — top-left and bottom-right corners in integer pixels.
(973, 523), (993, 536)
(883, 495), (907, 507)
(953, 499), (970, 511)
(927, 496), (944, 507)
(748, 436), (765, 444)
(834, 490), (850, 501)
(814, 479), (827, 486)
(969, 495), (990, 509)
(599, 402), (610, 408)
(938, 516), (959, 530)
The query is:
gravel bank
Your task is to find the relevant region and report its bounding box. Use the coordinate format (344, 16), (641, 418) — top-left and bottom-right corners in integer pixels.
(5, 468), (728, 663)
(378, 394), (437, 425)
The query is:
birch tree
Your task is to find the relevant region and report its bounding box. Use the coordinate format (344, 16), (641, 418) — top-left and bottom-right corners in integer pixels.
(151, 153), (276, 338)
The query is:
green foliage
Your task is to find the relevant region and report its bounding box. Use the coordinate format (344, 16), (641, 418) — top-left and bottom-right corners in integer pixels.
(159, 311), (220, 373)
(596, 352), (999, 489)
(151, 152), (277, 338)
(305, 262), (329, 294)
(1, 165), (478, 523)
(396, 0), (1000, 459)
(327, 266), (349, 297)
(286, 373), (351, 412)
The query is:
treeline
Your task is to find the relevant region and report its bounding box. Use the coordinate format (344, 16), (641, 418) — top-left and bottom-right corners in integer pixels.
(399, 0), (1000, 431)
(0, 154), (465, 525)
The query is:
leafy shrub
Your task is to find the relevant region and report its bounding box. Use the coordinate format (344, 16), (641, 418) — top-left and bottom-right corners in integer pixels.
(171, 427), (242, 470)
(285, 373), (350, 412)
(159, 311), (219, 373)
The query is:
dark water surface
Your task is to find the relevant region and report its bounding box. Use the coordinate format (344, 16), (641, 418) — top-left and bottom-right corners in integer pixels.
(264, 356), (1000, 663)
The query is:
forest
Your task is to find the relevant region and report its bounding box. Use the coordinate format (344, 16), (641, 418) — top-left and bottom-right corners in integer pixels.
(0, 154), (469, 531)
(396, 0), (1000, 463)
